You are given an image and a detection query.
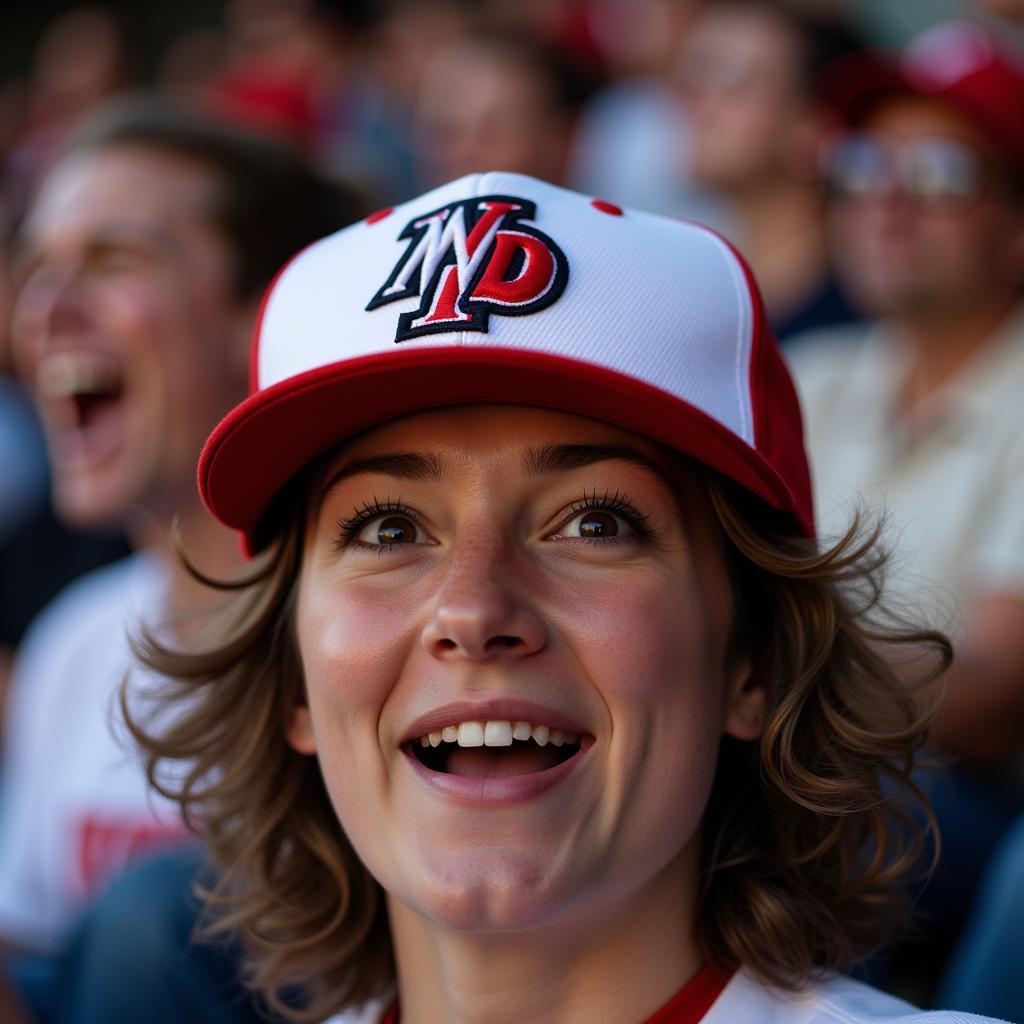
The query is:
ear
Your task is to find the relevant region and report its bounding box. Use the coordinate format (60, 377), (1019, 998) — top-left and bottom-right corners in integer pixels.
(722, 656), (767, 742)
(286, 704), (318, 755)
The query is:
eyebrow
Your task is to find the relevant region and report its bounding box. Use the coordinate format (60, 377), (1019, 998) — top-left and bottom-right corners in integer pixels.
(523, 442), (675, 489)
(318, 441), (679, 517)
(318, 452), (444, 508)
(13, 223), (184, 281)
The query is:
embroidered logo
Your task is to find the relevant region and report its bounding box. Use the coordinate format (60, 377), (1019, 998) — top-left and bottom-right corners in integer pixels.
(367, 194), (569, 342)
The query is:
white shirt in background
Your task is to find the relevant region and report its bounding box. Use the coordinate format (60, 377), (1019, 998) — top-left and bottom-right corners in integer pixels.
(0, 553), (186, 952)
(787, 308), (1024, 628)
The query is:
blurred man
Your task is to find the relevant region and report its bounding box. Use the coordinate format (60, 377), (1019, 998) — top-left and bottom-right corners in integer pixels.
(790, 19), (1024, 984)
(677, 0), (861, 341)
(567, 0), (729, 226)
(0, 99), (360, 1021)
(0, 144), (131, 722)
(413, 28), (591, 188)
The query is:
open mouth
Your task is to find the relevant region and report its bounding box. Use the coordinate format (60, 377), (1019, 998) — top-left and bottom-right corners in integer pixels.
(407, 720), (585, 778)
(37, 352), (128, 465)
(71, 383), (125, 428)
(39, 352), (125, 427)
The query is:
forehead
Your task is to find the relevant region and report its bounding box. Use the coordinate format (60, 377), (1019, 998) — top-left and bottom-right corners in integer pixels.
(23, 144), (220, 248)
(422, 45), (552, 115)
(324, 405), (667, 467)
(687, 5), (800, 70)
(863, 95), (1002, 161)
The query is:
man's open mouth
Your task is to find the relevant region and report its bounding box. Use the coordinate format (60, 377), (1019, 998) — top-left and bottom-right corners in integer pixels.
(407, 720), (584, 778)
(39, 351), (126, 430)
(36, 351), (129, 468)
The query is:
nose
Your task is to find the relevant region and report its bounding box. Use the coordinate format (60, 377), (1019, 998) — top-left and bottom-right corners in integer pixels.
(12, 263), (89, 368)
(47, 275), (90, 336)
(420, 530), (547, 662)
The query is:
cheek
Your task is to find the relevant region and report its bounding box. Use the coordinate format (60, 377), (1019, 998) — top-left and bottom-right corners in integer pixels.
(10, 290), (46, 373)
(944, 210), (1012, 271)
(294, 574), (415, 847)
(718, 96), (774, 146)
(551, 566), (725, 884)
(617, 582), (724, 786)
(96, 279), (178, 348)
(555, 565), (723, 707)
(109, 266), (231, 372)
(130, 281), (238, 450)
(296, 572), (423, 745)
(557, 564), (727, 784)
(693, 101), (741, 158)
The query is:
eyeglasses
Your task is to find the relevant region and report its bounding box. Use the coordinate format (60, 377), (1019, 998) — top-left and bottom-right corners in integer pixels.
(824, 135), (984, 205)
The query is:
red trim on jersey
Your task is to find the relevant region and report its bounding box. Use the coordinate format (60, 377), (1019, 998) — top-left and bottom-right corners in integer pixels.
(644, 964), (733, 1023)
(375, 964), (732, 1023)
(366, 207), (395, 225)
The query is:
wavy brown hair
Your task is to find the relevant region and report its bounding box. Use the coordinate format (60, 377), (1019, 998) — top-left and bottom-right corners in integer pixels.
(123, 470), (950, 1021)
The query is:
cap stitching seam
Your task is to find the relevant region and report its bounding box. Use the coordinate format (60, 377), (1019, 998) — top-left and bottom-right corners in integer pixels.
(722, 244), (751, 442)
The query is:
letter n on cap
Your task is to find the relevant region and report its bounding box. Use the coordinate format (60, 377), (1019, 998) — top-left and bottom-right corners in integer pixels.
(366, 195), (569, 342)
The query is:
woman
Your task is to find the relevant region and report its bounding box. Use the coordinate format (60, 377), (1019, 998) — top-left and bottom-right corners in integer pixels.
(127, 173), (1001, 1023)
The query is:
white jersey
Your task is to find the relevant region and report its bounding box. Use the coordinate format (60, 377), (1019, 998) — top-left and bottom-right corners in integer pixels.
(704, 969), (1008, 1023)
(324, 969), (1010, 1023)
(787, 310), (1024, 614)
(0, 553), (185, 952)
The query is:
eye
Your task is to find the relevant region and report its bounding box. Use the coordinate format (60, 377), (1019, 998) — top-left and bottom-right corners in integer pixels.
(566, 509), (628, 538)
(356, 513), (425, 546)
(335, 500), (437, 553)
(86, 244), (155, 277)
(547, 491), (651, 544)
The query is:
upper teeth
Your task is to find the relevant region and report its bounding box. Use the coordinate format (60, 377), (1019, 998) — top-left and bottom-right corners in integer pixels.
(37, 353), (122, 398)
(417, 721), (579, 749)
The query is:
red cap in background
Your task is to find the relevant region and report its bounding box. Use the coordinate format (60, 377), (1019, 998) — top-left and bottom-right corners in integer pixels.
(823, 20), (1024, 169)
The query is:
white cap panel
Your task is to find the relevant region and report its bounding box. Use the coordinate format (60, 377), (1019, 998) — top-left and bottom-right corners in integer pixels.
(257, 172), (755, 444)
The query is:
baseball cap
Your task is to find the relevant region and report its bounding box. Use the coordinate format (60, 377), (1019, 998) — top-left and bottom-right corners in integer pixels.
(199, 171), (813, 551)
(823, 20), (1024, 169)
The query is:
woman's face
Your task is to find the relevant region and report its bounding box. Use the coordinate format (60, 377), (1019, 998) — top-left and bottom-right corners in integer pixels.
(291, 406), (761, 936)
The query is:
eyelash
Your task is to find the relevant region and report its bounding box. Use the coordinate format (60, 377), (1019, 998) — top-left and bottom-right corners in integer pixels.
(333, 490), (652, 551)
(335, 497), (419, 553)
(559, 490), (652, 541)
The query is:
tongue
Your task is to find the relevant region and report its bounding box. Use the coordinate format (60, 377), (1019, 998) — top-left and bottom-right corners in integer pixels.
(74, 392), (122, 428)
(446, 745), (566, 778)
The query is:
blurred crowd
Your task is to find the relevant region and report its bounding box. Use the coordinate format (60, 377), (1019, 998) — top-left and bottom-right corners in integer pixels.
(1, 1), (1024, 1022)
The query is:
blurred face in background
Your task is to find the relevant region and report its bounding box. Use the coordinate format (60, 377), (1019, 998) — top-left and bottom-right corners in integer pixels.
(28, 9), (129, 131)
(414, 38), (573, 187)
(587, 0), (709, 78)
(827, 96), (1024, 319)
(11, 145), (249, 530)
(678, 4), (820, 191)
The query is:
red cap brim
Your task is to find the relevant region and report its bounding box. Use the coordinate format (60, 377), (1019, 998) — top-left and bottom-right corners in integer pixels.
(199, 347), (811, 552)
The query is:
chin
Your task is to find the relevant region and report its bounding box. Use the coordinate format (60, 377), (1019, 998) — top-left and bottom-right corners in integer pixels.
(52, 453), (166, 532)
(52, 480), (131, 531)
(409, 849), (574, 934)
